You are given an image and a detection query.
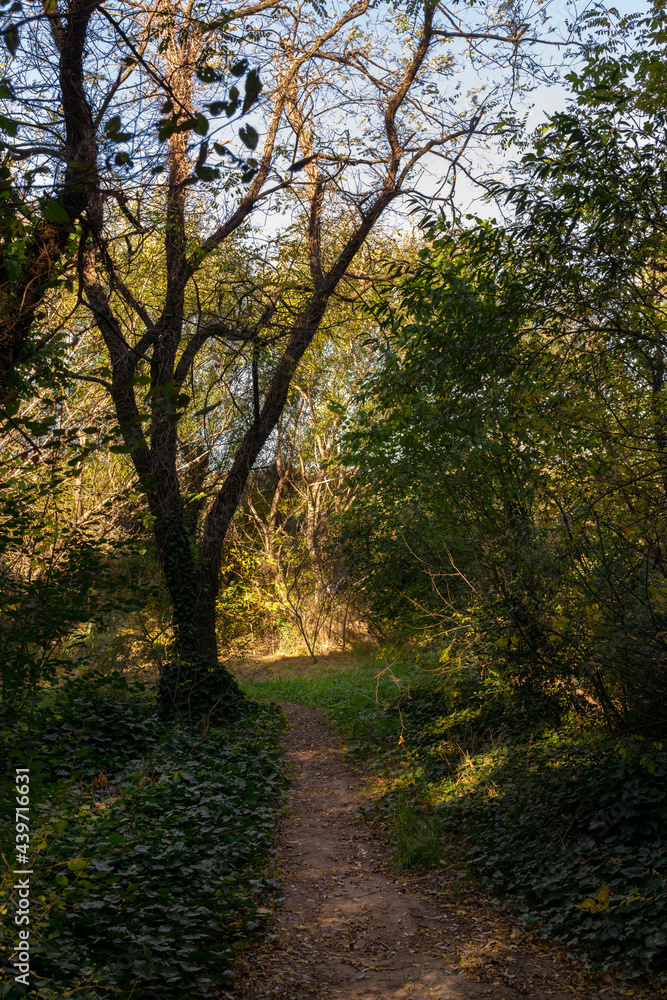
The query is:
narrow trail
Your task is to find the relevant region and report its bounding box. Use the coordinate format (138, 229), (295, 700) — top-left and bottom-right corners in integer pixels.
(227, 703), (642, 1000)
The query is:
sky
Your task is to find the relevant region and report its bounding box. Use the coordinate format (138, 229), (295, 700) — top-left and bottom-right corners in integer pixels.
(239, 0), (652, 244)
(451, 0), (652, 219)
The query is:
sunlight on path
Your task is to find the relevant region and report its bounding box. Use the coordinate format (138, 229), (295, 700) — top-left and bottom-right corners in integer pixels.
(226, 704), (605, 1000)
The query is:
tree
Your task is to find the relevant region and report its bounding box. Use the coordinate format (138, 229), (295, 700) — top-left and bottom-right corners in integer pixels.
(0, 392), (149, 710)
(340, 7), (667, 730)
(1, 0), (561, 714)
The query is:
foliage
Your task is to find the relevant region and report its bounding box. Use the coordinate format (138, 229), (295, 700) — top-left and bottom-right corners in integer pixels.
(338, 21), (667, 732)
(0, 460), (151, 710)
(437, 733), (667, 975)
(0, 675), (286, 999)
(391, 671), (667, 977)
(3, 5), (667, 995)
(157, 653), (244, 722)
(216, 546), (281, 650)
(2, 671), (161, 778)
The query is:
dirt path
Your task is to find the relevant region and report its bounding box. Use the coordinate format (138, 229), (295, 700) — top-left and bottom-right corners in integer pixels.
(226, 703), (652, 1000)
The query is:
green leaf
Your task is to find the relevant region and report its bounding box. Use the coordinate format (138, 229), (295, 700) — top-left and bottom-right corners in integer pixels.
(194, 140), (219, 182)
(239, 125), (259, 151)
(193, 111), (209, 136)
(67, 858), (88, 873)
(230, 58), (248, 77)
(3, 24), (19, 56)
(193, 401), (221, 417)
(206, 94), (242, 118)
(105, 115), (132, 142)
(41, 200), (70, 225)
(206, 100), (228, 117)
(196, 64), (221, 83)
(0, 114), (17, 136)
(195, 164), (219, 182)
(242, 69), (262, 114)
(158, 115), (178, 142)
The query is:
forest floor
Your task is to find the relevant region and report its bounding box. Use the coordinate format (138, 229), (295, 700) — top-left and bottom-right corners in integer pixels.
(220, 653), (660, 1000)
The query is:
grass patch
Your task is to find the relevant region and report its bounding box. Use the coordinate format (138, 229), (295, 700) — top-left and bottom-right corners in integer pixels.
(1, 674), (286, 999)
(390, 794), (443, 871)
(237, 649), (424, 757)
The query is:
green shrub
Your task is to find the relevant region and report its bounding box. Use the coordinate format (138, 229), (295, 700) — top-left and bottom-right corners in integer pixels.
(2, 671), (162, 780)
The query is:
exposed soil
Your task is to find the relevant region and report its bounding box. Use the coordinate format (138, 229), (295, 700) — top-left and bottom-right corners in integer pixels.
(223, 701), (662, 1000)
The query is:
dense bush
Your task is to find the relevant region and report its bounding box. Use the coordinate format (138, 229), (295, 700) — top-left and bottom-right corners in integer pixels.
(2, 671), (163, 780)
(373, 671), (667, 978)
(338, 25), (667, 733)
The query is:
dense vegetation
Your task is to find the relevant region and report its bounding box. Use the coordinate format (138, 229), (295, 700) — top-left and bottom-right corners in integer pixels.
(1, 675), (285, 998)
(2, 0), (667, 994)
(341, 44), (667, 734)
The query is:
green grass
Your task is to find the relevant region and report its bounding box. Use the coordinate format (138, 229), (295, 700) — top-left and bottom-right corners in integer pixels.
(239, 651), (425, 755)
(390, 793), (444, 871)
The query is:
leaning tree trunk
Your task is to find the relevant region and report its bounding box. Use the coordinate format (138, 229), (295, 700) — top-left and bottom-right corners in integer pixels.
(0, 0), (102, 403)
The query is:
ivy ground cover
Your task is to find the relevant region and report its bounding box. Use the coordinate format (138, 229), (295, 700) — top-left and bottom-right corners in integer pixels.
(0, 673), (286, 999)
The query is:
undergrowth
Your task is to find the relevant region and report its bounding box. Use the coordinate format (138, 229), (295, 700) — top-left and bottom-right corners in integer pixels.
(0, 672), (286, 999)
(436, 733), (667, 977)
(241, 650), (667, 980)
